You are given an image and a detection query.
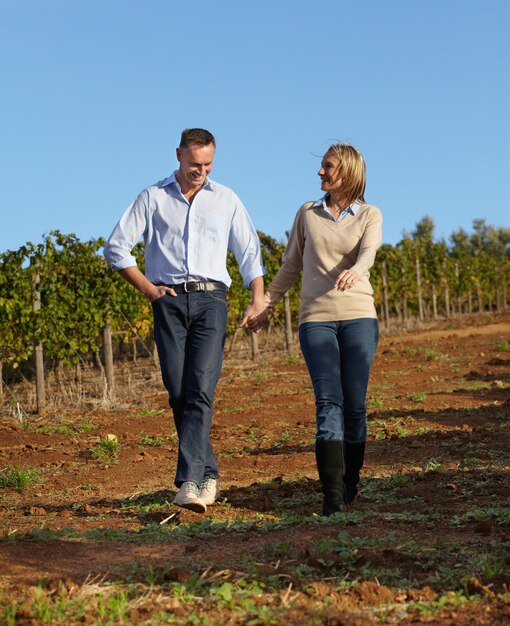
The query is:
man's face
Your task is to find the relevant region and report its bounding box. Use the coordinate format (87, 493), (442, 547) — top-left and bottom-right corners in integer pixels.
(176, 142), (215, 190)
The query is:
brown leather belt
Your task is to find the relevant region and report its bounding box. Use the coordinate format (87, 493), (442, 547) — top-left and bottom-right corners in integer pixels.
(158, 281), (227, 294)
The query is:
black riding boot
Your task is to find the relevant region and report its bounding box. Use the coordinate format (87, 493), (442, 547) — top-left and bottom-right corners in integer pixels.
(315, 439), (346, 516)
(344, 441), (365, 505)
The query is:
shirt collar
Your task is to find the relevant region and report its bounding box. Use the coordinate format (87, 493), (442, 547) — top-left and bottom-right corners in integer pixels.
(312, 194), (361, 215)
(161, 170), (215, 191)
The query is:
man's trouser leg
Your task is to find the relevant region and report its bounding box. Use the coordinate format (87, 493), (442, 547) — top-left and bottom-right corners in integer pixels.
(152, 291), (227, 486)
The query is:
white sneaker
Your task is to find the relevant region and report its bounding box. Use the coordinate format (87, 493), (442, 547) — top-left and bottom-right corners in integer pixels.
(199, 477), (219, 505)
(173, 481), (207, 513)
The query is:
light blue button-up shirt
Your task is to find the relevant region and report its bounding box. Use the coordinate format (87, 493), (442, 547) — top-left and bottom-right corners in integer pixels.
(104, 172), (266, 289)
(312, 194), (360, 222)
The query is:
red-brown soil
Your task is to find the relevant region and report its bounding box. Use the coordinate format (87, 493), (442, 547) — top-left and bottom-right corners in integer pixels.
(1, 312), (509, 624)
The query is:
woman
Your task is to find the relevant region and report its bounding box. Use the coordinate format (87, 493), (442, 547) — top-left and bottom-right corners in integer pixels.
(249, 143), (382, 515)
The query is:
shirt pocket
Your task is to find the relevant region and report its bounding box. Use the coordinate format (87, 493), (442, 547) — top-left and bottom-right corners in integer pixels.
(203, 214), (228, 242)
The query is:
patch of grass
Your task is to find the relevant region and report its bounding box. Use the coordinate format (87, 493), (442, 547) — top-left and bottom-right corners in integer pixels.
(425, 458), (445, 472)
(496, 341), (509, 351)
(89, 437), (120, 464)
(284, 353), (300, 365)
(367, 397), (384, 409)
(34, 419), (96, 435)
(274, 432), (292, 448)
(0, 465), (40, 492)
(425, 350), (446, 361)
(408, 391), (427, 403)
(244, 429), (259, 443)
(36, 425), (75, 435)
(451, 507), (510, 527)
(134, 407), (165, 418)
(140, 433), (166, 446)
(383, 511), (440, 524)
(457, 380), (492, 391)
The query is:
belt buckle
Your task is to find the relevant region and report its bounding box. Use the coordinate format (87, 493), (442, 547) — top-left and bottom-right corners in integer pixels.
(184, 281), (201, 293)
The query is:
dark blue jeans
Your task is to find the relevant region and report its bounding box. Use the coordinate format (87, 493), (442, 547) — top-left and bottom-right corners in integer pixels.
(152, 291), (227, 486)
(299, 319), (379, 443)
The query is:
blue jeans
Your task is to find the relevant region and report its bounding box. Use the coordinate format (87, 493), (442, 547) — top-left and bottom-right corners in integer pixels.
(299, 319), (379, 443)
(152, 291), (227, 486)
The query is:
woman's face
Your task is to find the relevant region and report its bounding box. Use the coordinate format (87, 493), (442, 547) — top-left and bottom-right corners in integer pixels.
(318, 151), (343, 194)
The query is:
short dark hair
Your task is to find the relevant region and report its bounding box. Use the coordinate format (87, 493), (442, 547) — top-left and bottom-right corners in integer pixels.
(179, 128), (216, 149)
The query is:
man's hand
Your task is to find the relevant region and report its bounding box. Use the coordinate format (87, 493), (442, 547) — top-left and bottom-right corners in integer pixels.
(147, 285), (177, 302)
(118, 268), (176, 301)
(239, 275), (266, 331)
(335, 269), (359, 292)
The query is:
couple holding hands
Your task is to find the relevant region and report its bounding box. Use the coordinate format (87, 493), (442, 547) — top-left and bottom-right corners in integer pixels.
(104, 128), (382, 517)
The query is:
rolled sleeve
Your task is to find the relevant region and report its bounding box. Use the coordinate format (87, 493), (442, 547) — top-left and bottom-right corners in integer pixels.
(228, 198), (266, 288)
(104, 192), (149, 270)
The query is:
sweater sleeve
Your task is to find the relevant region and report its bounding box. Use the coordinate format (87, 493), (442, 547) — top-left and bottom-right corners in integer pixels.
(265, 204), (308, 308)
(350, 206), (383, 277)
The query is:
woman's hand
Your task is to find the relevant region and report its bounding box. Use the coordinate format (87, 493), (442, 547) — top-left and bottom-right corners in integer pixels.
(246, 308), (269, 333)
(335, 269), (359, 291)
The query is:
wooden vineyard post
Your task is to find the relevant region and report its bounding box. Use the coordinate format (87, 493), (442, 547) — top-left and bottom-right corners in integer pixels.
(415, 256), (424, 322)
(284, 292), (294, 353)
(455, 262), (462, 314)
(33, 271), (46, 416)
(401, 265), (408, 327)
(382, 260), (390, 330)
(432, 283), (438, 319)
(250, 330), (259, 360)
(443, 260), (451, 317)
(103, 314), (114, 393)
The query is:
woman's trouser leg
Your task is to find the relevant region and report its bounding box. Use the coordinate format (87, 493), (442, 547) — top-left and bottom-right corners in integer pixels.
(299, 322), (345, 514)
(339, 318), (379, 504)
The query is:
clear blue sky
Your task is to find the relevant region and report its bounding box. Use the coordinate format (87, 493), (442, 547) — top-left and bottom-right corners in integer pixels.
(1, 0), (509, 254)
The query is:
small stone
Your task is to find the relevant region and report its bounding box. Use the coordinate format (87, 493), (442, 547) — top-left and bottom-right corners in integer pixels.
(27, 507), (47, 517)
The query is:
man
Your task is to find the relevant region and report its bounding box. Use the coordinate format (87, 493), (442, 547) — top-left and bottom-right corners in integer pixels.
(104, 128), (266, 513)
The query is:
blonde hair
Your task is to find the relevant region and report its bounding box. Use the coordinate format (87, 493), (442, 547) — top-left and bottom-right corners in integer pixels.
(327, 143), (366, 205)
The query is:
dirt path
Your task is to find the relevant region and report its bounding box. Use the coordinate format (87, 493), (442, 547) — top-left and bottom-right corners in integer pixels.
(1, 312), (509, 625)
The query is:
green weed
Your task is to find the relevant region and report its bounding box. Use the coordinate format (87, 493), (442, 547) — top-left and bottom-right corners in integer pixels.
(89, 437), (120, 463)
(425, 458), (444, 472)
(408, 391), (426, 402)
(0, 465), (40, 492)
(134, 406), (165, 417)
(274, 432), (292, 448)
(368, 397), (384, 409)
(285, 353), (300, 365)
(451, 507), (510, 526)
(140, 433), (166, 446)
(425, 350), (446, 361)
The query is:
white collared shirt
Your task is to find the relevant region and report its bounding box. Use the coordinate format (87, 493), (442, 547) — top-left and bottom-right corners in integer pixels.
(104, 172), (265, 288)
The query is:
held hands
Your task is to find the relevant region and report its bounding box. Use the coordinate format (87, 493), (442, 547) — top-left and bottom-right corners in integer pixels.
(335, 269), (359, 292)
(239, 301), (269, 333)
(246, 308), (269, 333)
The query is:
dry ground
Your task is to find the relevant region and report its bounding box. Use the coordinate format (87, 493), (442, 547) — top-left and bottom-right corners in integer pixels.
(0, 312), (509, 624)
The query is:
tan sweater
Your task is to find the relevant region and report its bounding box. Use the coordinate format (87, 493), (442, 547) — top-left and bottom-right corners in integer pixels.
(266, 201), (383, 323)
